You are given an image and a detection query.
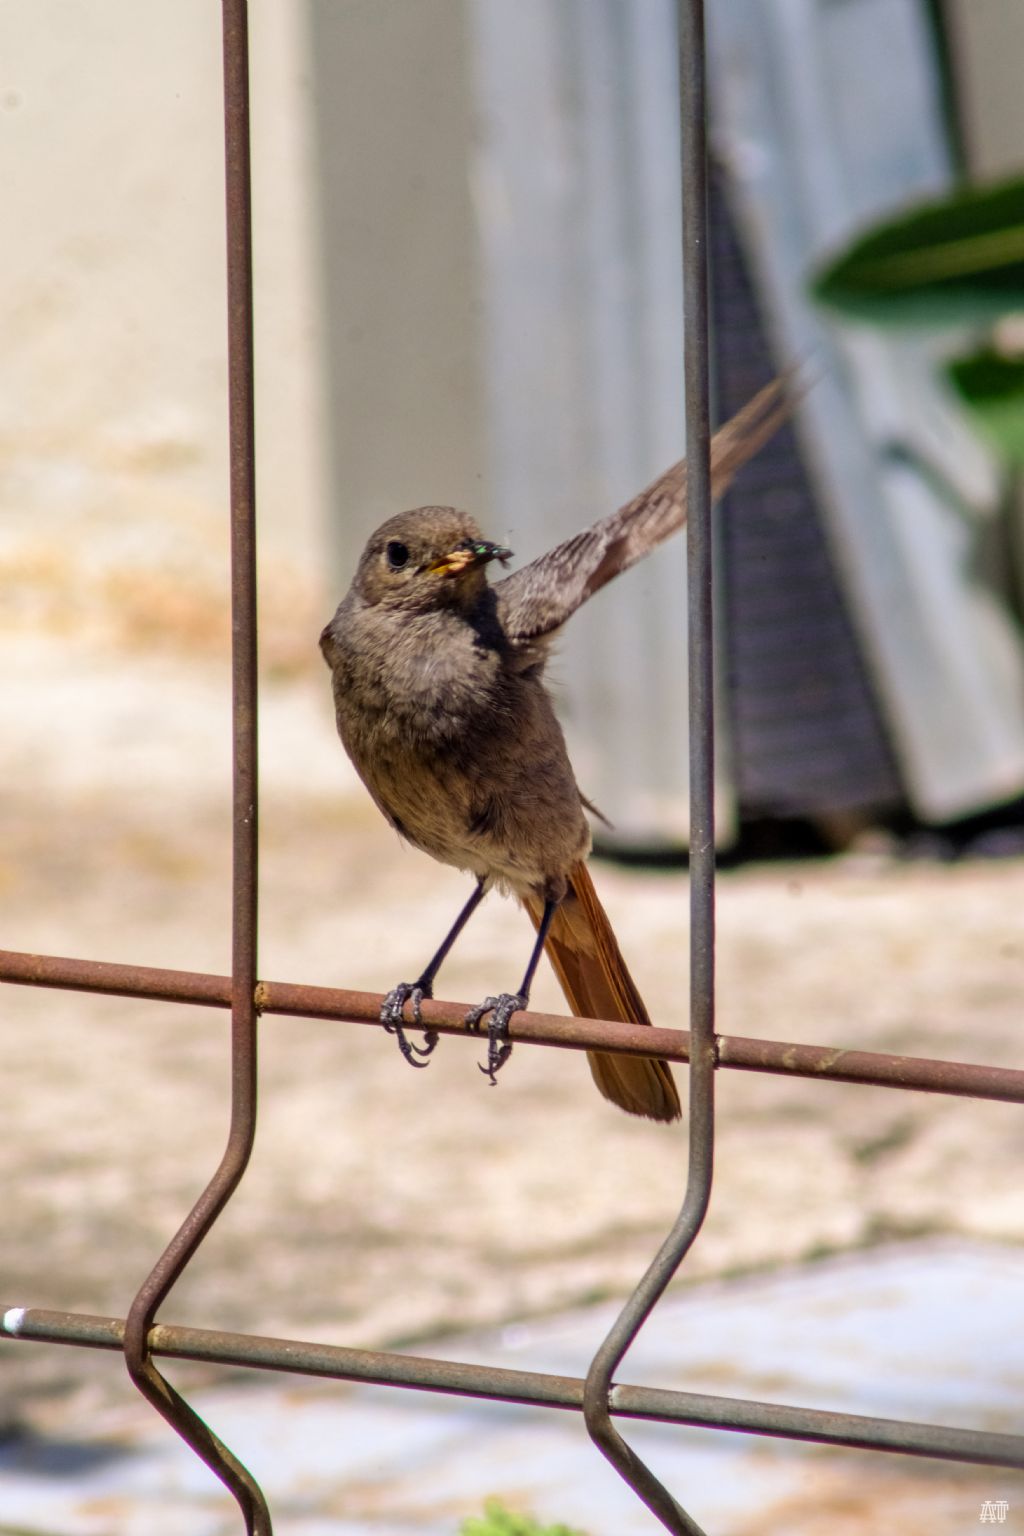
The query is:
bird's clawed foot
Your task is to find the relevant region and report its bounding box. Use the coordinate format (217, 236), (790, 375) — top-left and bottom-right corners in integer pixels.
(381, 982), (439, 1068)
(465, 992), (525, 1085)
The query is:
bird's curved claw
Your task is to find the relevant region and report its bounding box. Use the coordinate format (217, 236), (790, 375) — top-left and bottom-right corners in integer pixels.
(381, 982), (439, 1068)
(465, 992), (524, 1085)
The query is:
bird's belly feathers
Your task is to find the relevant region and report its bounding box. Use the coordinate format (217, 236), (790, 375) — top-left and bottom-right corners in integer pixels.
(335, 659), (590, 896)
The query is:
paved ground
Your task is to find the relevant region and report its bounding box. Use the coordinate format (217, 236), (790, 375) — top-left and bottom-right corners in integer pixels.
(2, 603), (1024, 1531)
(3, 1240), (1024, 1536)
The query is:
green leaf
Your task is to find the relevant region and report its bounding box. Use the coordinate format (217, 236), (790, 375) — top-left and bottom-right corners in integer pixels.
(458, 1499), (589, 1536)
(948, 347), (1024, 466)
(811, 175), (1024, 326)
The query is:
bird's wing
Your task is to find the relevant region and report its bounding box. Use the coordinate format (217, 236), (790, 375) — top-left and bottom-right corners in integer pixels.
(494, 374), (795, 654)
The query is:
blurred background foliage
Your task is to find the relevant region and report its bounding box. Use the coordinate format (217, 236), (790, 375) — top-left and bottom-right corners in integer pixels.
(813, 172), (1024, 467)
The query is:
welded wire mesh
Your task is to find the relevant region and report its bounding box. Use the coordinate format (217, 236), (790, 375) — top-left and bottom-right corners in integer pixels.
(1, 4), (1022, 1535)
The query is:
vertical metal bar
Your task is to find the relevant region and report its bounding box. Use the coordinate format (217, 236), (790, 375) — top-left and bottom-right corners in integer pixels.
(121, 2), (270, 1530)
(679, 0), (717, 1312)
(583, 3), (714, 1531)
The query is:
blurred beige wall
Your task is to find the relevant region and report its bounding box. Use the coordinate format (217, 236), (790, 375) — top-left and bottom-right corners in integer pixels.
(0, 1), (328, 652)
(307, 0), (485, 571)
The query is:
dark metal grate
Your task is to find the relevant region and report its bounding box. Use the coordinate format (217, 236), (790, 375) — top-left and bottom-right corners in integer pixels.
(1, 4), (1021, 1534)
(710, 165), (904, 822)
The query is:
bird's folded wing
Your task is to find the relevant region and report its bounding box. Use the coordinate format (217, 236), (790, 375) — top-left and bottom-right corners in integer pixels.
(494, 373), (795, 652)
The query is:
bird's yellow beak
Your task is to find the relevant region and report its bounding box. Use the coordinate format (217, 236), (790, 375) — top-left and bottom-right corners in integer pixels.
(427, 540), (512, 578)
(428, 549), (474, 577)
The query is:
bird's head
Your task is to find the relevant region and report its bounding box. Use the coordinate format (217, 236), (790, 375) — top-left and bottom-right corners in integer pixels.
(348, 507), (512, 613)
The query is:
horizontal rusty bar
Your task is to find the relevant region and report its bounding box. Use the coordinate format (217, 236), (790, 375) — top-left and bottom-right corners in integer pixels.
(1, 946), (1023, 1102)
(0, 949), (232, 1006)
(2, 1304), (1022, 1470)
(716, 1034), (1024, 1099)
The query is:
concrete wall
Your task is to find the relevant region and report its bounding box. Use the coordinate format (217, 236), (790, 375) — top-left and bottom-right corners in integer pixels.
(0, 2), (328, 657)
(307, 0), (486, 570)
(945, 0), (1024, 177)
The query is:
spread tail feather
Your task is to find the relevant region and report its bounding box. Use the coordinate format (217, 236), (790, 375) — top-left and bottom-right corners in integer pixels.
(523, 862), (681, 1122)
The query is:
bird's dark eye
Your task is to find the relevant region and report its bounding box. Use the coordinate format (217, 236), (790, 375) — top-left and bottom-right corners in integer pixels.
(385, 540), (410, 570)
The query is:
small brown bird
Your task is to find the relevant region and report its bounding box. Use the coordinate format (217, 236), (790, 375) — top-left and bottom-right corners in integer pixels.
(321, 377), (790, 1121)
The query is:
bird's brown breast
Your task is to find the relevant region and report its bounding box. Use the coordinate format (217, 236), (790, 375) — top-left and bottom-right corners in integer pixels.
(325, 594), (590, 894)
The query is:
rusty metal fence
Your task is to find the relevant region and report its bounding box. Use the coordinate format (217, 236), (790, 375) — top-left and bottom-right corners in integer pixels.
(2, 3), (1023, 1534)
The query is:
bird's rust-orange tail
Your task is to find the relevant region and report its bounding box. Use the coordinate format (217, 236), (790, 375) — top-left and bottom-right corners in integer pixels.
(524, 862), (680, 1122)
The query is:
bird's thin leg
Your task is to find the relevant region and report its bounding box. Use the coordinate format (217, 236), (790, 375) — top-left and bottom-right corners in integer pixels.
(381, 878), (487, 1068)
(467, 896), (559, 1085)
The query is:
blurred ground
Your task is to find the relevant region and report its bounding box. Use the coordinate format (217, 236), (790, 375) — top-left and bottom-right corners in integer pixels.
(4, 1241), (1023, 1535)
(1, 547), (1024, 1531)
